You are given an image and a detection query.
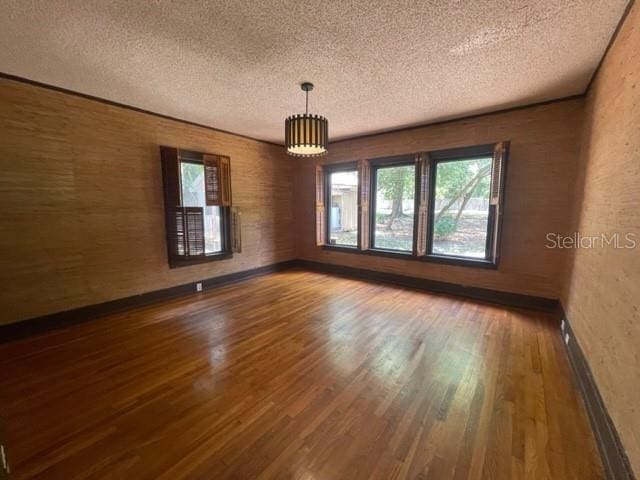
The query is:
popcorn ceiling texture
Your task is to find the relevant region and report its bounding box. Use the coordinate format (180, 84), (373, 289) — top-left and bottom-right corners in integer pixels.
(0, 0), (628, 143)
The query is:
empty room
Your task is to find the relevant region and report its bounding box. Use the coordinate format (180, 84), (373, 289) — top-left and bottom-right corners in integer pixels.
(0, 1), (638, 479)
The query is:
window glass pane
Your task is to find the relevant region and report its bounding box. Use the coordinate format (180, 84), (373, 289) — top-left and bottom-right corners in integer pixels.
(432, 157), (492, 258)
(204, 206), (222, 253)
(180, 162), (206, 207)
(328, 170), (358, 246)
(180, 162), (222, 254)
(373, 165), (415, 251)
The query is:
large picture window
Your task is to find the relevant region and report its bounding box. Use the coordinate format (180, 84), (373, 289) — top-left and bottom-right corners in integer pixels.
(327, 167), (358, 247)
(372, 162), (415, 252)
(430, 156), (492, 259)
(426, 144), (505, 265)
(317, 142), (508, 268)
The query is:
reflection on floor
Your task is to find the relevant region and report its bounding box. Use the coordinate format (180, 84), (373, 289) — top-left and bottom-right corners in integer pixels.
(0, 269), (603, 479)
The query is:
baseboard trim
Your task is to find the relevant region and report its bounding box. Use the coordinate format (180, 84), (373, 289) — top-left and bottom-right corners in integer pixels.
(296, 259), (559, 311)
(560, 310), (635, 480)
(0, 259), (559, 343)
(0, 260), (298, 343)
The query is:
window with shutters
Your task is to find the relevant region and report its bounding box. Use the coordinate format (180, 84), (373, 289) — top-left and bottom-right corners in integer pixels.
(160, 147), (237, 268)
(316, 142), (508, 268)
(426, 143), (506, 265)
(180, 162), (222, 254)
(324, 163), (359, 248)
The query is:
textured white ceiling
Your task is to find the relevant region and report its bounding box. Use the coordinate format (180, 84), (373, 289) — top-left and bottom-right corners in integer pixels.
(0, 0), (629, 143)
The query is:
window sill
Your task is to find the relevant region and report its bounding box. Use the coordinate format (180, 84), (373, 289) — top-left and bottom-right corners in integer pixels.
(169, 251), (233, 268)
(422, 254), (497, 269)
(322, 244), (359, 253)
(320, 245), (497, 269)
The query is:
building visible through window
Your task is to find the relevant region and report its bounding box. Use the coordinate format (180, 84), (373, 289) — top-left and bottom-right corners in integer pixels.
(328, 170), (358, 246)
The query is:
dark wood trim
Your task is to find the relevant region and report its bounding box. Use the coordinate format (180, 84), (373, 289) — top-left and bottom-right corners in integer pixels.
(559, 307), (636, 480)
(328, 94), (584, 145)
(0, 72), (283, 148)
(584, 0), (636, 95)
(0, 260), (298, 344)
(320, 243), (496, 269)
(423, 253), (497, 269)
(298, 259), (558, 311)
(429, 143), (495, 161)
(368, 154), (416, 168)
(168, 251), (233, 269)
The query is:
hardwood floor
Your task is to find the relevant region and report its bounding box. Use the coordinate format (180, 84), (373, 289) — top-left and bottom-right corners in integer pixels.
(0, 269), (603, 479)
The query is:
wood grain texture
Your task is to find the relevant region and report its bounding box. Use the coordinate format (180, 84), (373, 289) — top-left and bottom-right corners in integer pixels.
(0, 269), (603, 479)
(294, 99), (584, 299)
(0, 78), (294, 325)
(562, 2), (640, 476)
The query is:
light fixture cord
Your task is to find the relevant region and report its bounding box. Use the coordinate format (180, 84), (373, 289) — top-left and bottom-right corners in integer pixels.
(305, 89), (309, 115)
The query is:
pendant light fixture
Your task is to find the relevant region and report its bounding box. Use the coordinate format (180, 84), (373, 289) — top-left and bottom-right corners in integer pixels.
(285, 82), (328, 157)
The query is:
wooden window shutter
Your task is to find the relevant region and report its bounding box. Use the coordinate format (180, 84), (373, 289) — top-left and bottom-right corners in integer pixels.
(170, 208), (187, 256)
(490, 141), (509, 262)
(219, 156), (232, 206)
(231, 206), (242, 253)
(204, 154), (222, 205)
(203, 154), (232, 206)
(161, 147), (181, 208)
(315, 164), (326, 246)
(166, 207), (206, 260)
(490, 142), (507, 205)
(161, 147), (185, 263)
(184, 207), (205, 256)
(358, 159), (371, 250)
(415, 153), (430, 256)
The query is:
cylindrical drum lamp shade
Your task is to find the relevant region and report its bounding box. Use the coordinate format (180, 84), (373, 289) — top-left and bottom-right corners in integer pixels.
(285, 114), (328, 157)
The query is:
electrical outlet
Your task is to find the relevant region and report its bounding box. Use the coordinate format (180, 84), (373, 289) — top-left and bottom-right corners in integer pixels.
(196, 282), (202, 292)
(564, 333), (570, 345)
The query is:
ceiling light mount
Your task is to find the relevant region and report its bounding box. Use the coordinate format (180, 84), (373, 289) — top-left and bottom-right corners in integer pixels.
(285, 82), (328, 157)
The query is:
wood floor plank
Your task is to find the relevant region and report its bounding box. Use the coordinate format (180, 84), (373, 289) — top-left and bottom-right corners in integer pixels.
(0, 269), (604, 479)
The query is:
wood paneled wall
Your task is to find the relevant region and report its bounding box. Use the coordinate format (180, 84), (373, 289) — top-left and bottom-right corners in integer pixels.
(294, 99), (584, 299)
(562, 3), (640, 476)
(0, 78), (295, 325)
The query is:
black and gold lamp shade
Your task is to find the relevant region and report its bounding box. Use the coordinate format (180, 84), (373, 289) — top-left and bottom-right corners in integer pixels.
(285, 82), (328, 157)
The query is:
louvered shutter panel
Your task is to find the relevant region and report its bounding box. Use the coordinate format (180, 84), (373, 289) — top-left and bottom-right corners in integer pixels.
(161, 147), (185, 263)
(219, 156), (232, 206)
(203, 154), (222, 205)
(315, 164), (326, 246)
(490, 141), (509, 262)
(415, 153), (430, 256)
(490, 142), (506, 205)
(358, 159), (371, 250)
(171, 208), (187, 256)
(231, 206), (242, 253)
(184, 207), (205, 256)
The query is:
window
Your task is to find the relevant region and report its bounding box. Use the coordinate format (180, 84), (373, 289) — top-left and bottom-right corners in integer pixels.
(430, 156), (492, 259)
(327, 168), (358, 247)
(426, 144), (505, 265)
(180, 162), (222, 254)
(371, 162), (415, 252)
(160, 147), (236, 268)
(315, 142), (507, 267)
